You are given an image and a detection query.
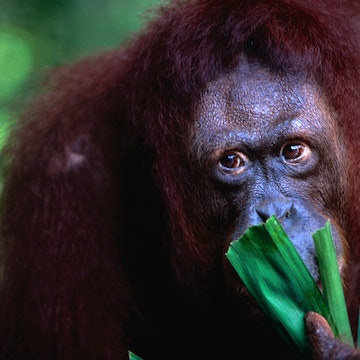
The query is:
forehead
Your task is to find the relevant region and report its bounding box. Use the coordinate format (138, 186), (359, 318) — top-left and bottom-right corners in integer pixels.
(194, 60), (333, 137)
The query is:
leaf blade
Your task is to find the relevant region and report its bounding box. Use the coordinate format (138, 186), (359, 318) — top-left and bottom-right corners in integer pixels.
(312, 221), (354, 346)
(226, 216), (334, 355)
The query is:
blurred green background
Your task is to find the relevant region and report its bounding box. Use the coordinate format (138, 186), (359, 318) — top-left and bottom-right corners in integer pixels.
(0, 0), (166, 180)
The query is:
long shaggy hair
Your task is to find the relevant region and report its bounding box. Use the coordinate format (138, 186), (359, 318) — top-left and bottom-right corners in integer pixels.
(0, 0), (360, 358)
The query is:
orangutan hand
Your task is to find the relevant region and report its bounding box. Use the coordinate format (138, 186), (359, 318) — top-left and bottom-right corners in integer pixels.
(305, 312), (360, 359)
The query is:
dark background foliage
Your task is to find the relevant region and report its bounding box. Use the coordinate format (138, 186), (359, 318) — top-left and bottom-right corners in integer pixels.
(0, 0), (166, 186)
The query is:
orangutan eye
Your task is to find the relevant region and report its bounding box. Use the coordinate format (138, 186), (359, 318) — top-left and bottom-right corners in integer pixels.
(280, 141), (310, 163)
(219, 151), (247, 173)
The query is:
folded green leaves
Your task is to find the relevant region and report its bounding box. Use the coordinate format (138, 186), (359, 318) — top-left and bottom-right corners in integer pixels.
(226, 215), (353, 355)
(313, 222), (354, 347)
(129, 351), (143, 360)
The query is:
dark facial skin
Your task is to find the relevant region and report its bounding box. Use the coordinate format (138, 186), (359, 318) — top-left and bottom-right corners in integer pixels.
(191, 59), (348, 282)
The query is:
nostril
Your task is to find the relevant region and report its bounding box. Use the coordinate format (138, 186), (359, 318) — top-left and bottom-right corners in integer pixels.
(285, 203), (296, 218)
(256, 209), (270, 222)
(255, 200), (295, 223)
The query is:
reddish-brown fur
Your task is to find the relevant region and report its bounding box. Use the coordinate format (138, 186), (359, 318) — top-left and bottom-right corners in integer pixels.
(0, 0), (360, 359)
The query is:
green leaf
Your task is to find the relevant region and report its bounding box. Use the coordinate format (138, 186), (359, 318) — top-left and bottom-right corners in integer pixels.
(313, 221), (354, 346)
(128, 351), (143, 360)
(226, 216), (335, 355)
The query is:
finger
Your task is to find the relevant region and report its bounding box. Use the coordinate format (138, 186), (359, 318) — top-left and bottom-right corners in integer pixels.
(305, 311), (335, 339)
(305, 312), (360, 360)
(305, 311), (336, 358)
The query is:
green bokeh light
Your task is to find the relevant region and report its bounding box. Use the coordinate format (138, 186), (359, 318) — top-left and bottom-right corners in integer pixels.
(0, 30), (33, 101)
(0, 109), (10, 150)
(108, 0), (164, 35)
